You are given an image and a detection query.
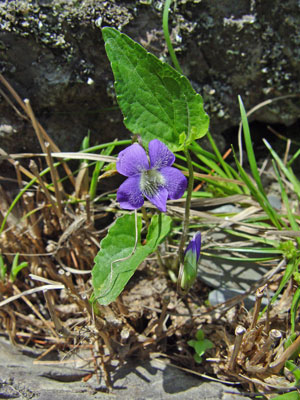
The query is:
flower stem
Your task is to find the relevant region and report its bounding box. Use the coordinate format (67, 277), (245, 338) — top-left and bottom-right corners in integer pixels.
(141, 206), (150, 227)
(141, 207), (165, 271)
(176, 147), (194, 292)
(163, 0), (183, 74)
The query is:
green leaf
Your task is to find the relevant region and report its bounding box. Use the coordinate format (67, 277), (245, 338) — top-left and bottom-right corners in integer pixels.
(286, 360), (300, 385)
(187, 339), (197, 349)
(194, 339), (214, 356)
(102, 27), (209, 152)
(291, 287), (300, 334)
(0, 255), (7, 281)
(10, 253), (28, 282)
(193, 354), (203, 364)
(270, 391), (300, 400)
(195, 329), (205, 341)
(92, 213), (172, 305)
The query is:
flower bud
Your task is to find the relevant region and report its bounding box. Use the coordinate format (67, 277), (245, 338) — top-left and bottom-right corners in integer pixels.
(181, 232), (201, 290)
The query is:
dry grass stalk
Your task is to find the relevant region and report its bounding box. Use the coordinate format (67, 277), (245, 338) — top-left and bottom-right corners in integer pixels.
(0, 73), (75, 187)
(44, 142), (63, 218)
(29, 159), (61, 222)
(250, 284), (267, 330)
(228, 325), (246, 371)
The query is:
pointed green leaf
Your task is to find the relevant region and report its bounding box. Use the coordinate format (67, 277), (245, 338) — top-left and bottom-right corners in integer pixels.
(92, 213), (172, 305)
(102, 27), (209, 152)
(194, 339), (214, 356)
(270, 391), (300, 400)
(187, 339), (197, 349)
(194, 354), (203, 363)
(195, 329), (205, 341)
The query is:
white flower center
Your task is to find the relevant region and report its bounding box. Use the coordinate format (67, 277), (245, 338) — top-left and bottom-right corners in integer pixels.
(140, 169), (165, 198)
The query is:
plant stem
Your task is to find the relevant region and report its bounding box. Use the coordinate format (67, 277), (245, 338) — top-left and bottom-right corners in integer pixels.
(142, 208), (166, 271)
(163, 0), (183, 74)
(141, 206), (150, 227)
(176, 147), (194, 291)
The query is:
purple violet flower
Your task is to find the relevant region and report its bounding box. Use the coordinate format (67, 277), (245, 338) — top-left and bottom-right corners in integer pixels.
(184, 232), (201, 262)
(181, 232), (201, 290)
(116, 139), (187, 212)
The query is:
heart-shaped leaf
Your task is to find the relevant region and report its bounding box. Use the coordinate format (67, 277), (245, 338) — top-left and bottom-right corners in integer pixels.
(92, 213), (172, 305)
(102, 27), (209, 152)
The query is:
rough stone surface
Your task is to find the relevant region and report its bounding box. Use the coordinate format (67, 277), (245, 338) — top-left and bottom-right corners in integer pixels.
(0, 0), (299, 154)
(0, 336), (250, 399)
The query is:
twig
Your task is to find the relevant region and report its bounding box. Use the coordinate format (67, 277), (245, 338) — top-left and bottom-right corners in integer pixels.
(0, 284), (65, 307)
(250, 284), (267, 330)
(29, 159), (61, 221)
(23, 192), (42, 239)
(44, 291), (72, 337)
(45, 142), (63, 217)
(269, 334), (300, 374)
(228, 326), (246, 371)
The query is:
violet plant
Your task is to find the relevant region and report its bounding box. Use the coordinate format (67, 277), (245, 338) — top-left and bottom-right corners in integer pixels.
(116, 139), (187, 212)
(91, 27), (209, 305)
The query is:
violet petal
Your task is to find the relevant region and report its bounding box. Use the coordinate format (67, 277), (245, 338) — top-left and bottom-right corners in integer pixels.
(148, 139), (175, 169)
(144, 187), (168, 212)
(185, 232), (201, 262)
(159, 166), (187, 200)
(116, 143), (149, 177)
(117, 176), (144, 210)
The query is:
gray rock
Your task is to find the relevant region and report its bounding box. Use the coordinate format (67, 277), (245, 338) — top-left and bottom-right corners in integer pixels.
(208, 287), (269, 309)
(199, 254), (270, 292)
(0, 336), (250, 399)
(0, 0), (299, 154)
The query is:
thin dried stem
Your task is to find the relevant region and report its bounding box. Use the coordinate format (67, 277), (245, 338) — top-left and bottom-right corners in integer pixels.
(13, 161), (23, 189)
(29, 159), (61, 221)
(156, 295), (170, 336)
(228, 325), (246, 371)
(0, 73), (29, 114)
(85, 194), (91, 224)
(44, 291), (71, 337)
(250, 329), (282, 365)
(45, 142), (63, 218)
(24, 99), (47, 155)
(250, 284), (267, 330)
(23, 192), (42, 239)
(0, 284), (64, 307)
(12, 284), (59, 339)
(0, 74), (75, 187)
(269, 334), (300, 374)
(283, 138), (291, 166)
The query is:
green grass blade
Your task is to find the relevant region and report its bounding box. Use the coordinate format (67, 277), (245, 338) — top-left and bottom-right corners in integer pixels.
(287, 148), (300, 168)
(190, 141), (219, 162)
(233, 150), (283, 229)
(261, 257), (298, 316)
(264, 139), (300, 200)
(272, 160), (300, 246)
(89, 141), (116, 201)
(238, 96), (265, 195)
(291, 286), (300, 334)
(202, 252), (278, 262)
(224, 228), (279, 247)
(175, 155), (211, 174)
(207, 246), (283, 255)
(206, 131), (234, 179)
